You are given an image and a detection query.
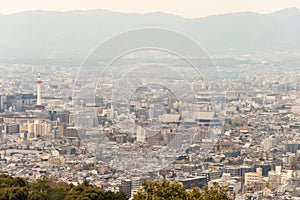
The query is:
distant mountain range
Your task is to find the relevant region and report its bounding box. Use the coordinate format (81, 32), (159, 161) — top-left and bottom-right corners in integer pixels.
(0, 8), (299, 65)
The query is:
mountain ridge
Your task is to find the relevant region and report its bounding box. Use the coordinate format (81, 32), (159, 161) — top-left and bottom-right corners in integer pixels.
(0, 8), (299, 65)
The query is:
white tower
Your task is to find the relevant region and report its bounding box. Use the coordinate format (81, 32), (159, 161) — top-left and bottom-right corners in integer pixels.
(0, 118), (3, 145)
(36, 73), (43, 106)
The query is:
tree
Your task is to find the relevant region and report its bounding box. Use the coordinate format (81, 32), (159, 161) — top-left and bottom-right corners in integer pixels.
(0, 187), (28, 200)
(0, 174), (28, 200)
(65, 181), (128, 200)
(0, 174), (27, 188)
(200, 182), (233, 200)
(133, 179), (233, 200)
(0, 174), (128, 200)
(134, 179), (189, 200)
(28, 177), (51, 200)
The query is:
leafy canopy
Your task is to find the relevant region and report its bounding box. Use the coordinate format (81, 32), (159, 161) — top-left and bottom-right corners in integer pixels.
(133, 179), (233, 200)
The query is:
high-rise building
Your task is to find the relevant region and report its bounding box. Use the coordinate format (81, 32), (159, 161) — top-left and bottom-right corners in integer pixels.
(28, 120), (50, 138)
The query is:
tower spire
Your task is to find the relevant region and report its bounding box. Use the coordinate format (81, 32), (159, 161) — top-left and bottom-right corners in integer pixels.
(36, 73), (43, 106)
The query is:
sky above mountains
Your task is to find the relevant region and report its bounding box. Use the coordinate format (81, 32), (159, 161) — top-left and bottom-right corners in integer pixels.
(1, 0), (300, 18)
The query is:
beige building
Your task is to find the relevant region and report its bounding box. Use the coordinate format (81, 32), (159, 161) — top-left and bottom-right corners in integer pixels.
(268, 165), (293, 185)
(28, 120), (51, 138)
(245, 167), (262, 185)
(49, 148), (65, 166)
(49, 156), (65, 166)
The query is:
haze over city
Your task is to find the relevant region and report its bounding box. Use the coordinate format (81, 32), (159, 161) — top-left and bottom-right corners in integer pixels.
(0, 1), (300, 200)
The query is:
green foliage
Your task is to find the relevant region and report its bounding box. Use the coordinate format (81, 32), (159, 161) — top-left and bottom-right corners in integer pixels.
(0, 174), (27, 188)
(127, 136), (136, 143)
(0, 175), (232, 200)
(291, 156), (300, 170)
(0, 187), (28, 200)
(65, 181), (127, 200)
(134, 179), (189, 200)
(0, 174), (28, 200)
(0, 174), (128, 200)
(200, 182), (233, 200)
(231, 119), (246, 127)
(133, 179), (233, 200)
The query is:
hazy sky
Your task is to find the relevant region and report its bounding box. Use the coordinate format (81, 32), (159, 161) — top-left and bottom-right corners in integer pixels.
(1, 0), (300, 18)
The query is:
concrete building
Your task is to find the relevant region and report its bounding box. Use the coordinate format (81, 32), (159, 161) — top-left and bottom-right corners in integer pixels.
(245, 168), (262, 185)
(28, 120), (51, 138)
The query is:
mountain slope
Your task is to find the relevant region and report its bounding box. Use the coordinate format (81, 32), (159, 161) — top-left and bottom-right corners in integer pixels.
(0, 8), (299, 64)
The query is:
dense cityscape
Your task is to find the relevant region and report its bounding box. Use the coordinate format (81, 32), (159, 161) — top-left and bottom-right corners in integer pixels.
(1, 1), (300, 199)
(0, 52), (300, 199)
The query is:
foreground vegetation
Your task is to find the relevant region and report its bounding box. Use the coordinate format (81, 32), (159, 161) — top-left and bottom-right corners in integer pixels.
(0, 174), (233, 200)
(0, 174), (127, 200)
(133, 179), (233, 200)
